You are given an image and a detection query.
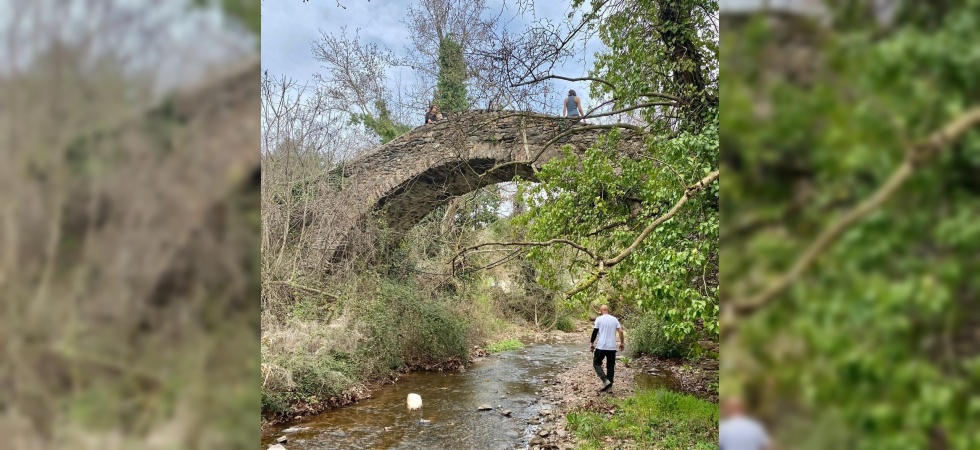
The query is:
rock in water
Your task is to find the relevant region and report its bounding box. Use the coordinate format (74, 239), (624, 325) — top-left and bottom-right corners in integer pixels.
(407, 393), (423, 410)
(268, 445), (286, 450)
(477, 404), (492, 411)
(276, 436), (288, 444)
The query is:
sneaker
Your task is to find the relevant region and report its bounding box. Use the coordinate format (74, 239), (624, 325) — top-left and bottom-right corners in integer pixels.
(600, 380), (612, 392)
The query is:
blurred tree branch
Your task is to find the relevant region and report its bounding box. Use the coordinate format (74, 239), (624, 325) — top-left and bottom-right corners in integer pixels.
(726, 107), (980, 334)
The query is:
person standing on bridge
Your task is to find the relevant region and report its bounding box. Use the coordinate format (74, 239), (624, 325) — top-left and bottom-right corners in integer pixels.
(590, 304), (624, 392)
(562, 89), (585, 124)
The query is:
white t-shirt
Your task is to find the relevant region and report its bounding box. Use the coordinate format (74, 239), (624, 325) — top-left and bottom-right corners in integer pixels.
(593, 314), (621, 351)
(719, 415), (770, 450)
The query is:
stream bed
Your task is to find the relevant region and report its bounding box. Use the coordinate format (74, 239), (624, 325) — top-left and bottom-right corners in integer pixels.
(261, 342), (676, 449)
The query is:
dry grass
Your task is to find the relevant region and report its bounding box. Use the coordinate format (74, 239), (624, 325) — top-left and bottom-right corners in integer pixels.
(0, 3), (260, 447)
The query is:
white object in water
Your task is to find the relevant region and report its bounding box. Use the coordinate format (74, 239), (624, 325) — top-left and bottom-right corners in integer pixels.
(407, 393), (423, 410)
(268, 445), (286, 450)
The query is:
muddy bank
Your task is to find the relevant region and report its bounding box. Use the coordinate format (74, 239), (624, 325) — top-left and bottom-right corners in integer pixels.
(634, 353), (719, 403)
(263, 354), (474, 429)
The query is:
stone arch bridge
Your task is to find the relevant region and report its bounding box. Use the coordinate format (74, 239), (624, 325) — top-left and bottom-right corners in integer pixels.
(323, 110), (646, 259)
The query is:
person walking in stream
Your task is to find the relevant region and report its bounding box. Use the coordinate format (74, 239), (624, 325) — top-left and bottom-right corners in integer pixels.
(590, 304), (624, 392)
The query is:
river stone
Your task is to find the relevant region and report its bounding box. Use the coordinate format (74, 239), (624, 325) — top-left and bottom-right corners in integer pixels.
(268, 445), (286, 450)
(528, 417), (541, 424)
(500, 409), (512, 417)
(529, 436), (544, 446)
(538, 429), (550, 437)
(276, 436), (288, 444)
(540, 409), (552, 416)
(282, 426), (307, 433)
(478, 404), (493, 411)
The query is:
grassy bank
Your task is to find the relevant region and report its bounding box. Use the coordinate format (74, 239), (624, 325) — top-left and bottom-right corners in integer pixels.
(485, 338), (525, 353)
(566, 388), (719, 450)
(261, 274), (526, 421)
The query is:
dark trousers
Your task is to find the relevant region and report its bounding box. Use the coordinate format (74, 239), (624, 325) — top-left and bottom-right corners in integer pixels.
(593, 349), (616, 384)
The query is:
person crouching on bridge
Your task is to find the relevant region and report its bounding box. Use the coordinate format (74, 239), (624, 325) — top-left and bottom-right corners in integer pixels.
(590, 304), (624, 392)
(425, 105), (441, 124)
(562, 89), (585, 124)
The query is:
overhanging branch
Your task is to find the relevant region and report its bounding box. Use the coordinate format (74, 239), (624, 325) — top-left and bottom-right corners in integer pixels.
(725, 107), (980, 335)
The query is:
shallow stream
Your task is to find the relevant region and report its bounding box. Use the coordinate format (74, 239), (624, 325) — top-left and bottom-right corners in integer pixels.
(261, 342), (677, 449)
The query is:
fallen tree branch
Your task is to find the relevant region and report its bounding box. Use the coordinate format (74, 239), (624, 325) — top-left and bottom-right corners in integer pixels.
(580, 101), (677, 121)
(561, 170), (720, 298)
(726, 107), (980, 333)
(640, 91), (685, 103)
(453, 238), (599, 275)
(604, 170), (719, 267)
(452, 170), (719, 297)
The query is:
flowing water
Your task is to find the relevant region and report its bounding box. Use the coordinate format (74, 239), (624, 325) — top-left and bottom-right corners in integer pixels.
(262, 342), (678, 450)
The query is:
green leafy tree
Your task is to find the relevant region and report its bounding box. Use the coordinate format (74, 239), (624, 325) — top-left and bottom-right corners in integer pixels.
(504, 0), (719, 345)
(723, 2), (980, 447)
(352, 99), (412, 144)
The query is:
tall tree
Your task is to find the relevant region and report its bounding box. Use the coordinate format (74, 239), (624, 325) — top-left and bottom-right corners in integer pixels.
(456, 0), (720, 343)
(434, 36), (468, 113)
(311, 29), (412, 145)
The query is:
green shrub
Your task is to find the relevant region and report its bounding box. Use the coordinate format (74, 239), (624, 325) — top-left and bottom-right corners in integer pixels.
(555, 316), (575, 332)
(356, 280), (469, 372)
(485, 338), (524, 353)
(628, 313), (695, 358)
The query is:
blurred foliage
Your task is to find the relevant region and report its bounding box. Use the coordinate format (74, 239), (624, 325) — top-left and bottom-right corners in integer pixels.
(191, 0), (261, 36)
(517, 0), (719, 345)
(722, 1), (980, 448)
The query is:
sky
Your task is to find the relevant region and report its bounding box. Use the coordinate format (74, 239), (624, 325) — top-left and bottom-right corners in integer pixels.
(260, 0), (604, 119)
(0, 1), (255, 94)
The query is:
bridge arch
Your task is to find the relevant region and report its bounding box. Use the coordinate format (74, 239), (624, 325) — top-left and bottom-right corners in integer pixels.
(324, 110), (644, 259)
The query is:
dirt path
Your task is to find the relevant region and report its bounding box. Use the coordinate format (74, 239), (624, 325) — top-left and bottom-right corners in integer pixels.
(520, 325), (718, 450)
(509, 326), (640, 449)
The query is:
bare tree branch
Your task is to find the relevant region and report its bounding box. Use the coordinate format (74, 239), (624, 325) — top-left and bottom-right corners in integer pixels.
(511, 74), (617, 91)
